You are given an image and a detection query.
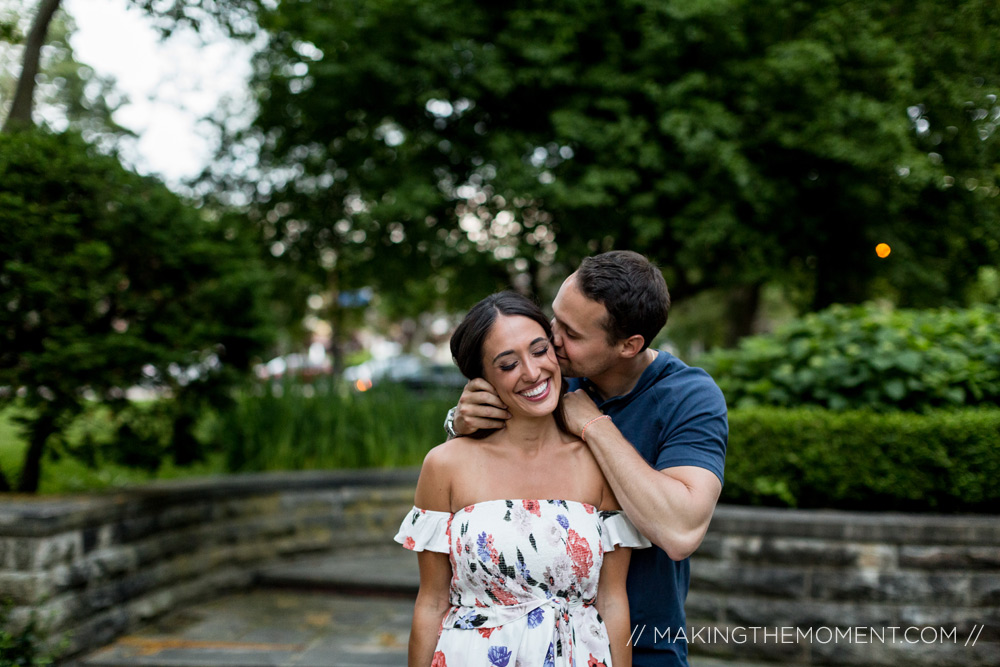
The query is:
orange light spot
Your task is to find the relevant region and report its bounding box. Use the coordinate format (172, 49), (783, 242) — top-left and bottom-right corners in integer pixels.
(875, 243), (891, 258)
(355, 378), (372, 392)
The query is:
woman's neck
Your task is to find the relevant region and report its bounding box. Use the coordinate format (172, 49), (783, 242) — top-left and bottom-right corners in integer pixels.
(494, 412), (566, 455)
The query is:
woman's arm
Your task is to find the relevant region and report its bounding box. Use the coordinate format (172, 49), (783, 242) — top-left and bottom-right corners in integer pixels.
(595, 545), (632, 667)
(408, 443), (455, 666)
(409, 550), (452, 666)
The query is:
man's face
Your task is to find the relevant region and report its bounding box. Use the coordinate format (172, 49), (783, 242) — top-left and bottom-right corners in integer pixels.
(550, 273), (620, 380)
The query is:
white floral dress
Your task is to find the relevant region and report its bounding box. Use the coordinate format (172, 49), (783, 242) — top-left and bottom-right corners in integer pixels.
(395, 499), (650, 667)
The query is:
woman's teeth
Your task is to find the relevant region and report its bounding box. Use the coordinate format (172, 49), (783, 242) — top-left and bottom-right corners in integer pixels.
(521, 380), (548, 398)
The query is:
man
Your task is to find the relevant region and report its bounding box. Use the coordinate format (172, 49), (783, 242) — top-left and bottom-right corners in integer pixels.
(447, 250), (727, 666)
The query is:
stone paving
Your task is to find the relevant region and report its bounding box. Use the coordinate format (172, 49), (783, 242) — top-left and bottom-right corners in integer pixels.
(80, 548), (414, 667)
(78, 547), (766, 667)
(81, 590), (411, 667)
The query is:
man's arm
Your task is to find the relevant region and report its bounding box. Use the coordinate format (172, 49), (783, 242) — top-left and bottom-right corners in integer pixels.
(563, 390), (722, 560)
(449, 378), (510, 437)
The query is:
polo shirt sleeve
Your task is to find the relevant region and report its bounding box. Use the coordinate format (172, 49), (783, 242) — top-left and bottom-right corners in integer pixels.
(653, 369), (728, 485)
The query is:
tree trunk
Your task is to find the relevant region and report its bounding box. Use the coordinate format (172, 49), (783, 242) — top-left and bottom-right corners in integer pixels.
(0, 464), (10, 492)
(171, 410), (199, 466)
(724, 283), (762, 347)
(2, 0), (62, 132)
(17, 405), (57, 493)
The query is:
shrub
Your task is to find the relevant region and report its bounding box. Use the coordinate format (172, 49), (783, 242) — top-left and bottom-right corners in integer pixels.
(0, 128), (274, 492)
(0, 599), (56, 667)
(700, 303), (1000, 411)
(723, 406), (1000, 512)
(213, 379), (455, 472)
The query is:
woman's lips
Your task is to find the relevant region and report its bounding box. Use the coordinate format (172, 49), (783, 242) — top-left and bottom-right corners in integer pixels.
(519, 378), (551, 402)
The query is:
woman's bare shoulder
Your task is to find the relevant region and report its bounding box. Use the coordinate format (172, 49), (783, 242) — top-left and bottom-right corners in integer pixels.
(421, 438), (471, 471)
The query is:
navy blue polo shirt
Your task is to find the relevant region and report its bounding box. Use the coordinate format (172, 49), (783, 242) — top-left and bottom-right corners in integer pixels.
(567, 350), (728, 667)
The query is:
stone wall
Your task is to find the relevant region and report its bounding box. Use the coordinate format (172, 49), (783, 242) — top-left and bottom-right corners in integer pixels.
(1, 470), (997, 666)
(0, 469), (416, 661)
(687, 505), (1000, 666)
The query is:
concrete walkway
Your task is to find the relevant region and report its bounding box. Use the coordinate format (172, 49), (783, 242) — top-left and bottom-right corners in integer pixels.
(79, 547), (769, 667)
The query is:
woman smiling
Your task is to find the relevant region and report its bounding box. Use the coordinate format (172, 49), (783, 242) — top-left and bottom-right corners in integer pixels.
(396, 291), (649, 667)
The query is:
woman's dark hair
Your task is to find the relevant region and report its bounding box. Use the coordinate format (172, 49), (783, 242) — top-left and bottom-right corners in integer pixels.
(450, 291), (566, 437)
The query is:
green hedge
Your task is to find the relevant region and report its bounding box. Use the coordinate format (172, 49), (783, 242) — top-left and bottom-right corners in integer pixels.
(723, 407), (1000, 512)
(699, 304), (1000, 411)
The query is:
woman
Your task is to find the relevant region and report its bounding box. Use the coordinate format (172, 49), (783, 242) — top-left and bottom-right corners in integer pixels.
(395, 291), (648, 667)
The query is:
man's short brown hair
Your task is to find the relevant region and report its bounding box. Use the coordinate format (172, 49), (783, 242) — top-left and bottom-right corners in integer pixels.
(575, 250), (670, 351)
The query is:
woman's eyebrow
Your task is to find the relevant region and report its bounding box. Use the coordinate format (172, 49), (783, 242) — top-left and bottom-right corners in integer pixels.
(492, 349), (515, 363)
(491, 337), (547, 363)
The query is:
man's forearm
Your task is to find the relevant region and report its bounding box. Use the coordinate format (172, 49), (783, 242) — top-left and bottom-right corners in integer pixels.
(582, 418), (720, 560)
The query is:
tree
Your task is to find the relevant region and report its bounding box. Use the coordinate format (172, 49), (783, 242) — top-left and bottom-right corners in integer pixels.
(1, 1), (134, 151)
(0, 0), (279, 492)
(2, 0), (263, 134)
(218, 0), (999, 343)
(0, 128), (274, 492)
(1, 0), (59, 131)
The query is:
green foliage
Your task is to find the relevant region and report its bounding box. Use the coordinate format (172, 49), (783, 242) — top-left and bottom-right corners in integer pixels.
(0, 381), (449, 491)
(0, 598), (55, 667)
(214, 380), (453, 472)
(215, 0), (1000, 326)
(724, 407), (1000, 512)
(700, 304), (1000, 411)
(0, 128), (275, 492)
(0, 400), (227, 493)
(1, 3), (131, 147)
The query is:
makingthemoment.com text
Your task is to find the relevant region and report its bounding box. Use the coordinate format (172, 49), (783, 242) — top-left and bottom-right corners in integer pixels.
(628, 624), (986, 647)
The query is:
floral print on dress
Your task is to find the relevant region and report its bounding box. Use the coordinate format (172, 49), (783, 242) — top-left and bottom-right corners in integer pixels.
(395, 499), (649, 666)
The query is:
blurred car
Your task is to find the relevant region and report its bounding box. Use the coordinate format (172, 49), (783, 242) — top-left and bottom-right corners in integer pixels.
(343, 355), (466, 392)
(256, 349), (333, 381)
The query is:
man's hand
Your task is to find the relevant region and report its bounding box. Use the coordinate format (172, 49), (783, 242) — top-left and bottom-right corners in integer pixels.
(452, 378), (510, 436)
(561, 389), (604, 438)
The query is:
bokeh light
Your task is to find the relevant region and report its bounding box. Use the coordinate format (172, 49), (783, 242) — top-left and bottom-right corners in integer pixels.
(876, 243), (892, 258)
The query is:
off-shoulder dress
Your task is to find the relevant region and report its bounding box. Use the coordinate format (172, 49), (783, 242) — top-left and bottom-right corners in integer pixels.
(395, 499), (650, 667)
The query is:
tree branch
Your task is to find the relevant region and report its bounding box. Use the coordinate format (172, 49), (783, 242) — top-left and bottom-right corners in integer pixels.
(2, 0), (62, 133)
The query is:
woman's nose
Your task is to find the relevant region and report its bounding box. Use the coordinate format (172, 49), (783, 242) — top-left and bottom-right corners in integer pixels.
(522, 356), (540, 380)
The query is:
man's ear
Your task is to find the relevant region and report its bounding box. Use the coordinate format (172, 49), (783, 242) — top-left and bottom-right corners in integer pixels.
(619, 334), (645, 359)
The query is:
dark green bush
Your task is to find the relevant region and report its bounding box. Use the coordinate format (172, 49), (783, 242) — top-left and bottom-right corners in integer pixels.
(0, 128), (274, 492)
(724, 407), (1000, 512)
(700, 304), (1000, 411)
(0, 599), (55, 667)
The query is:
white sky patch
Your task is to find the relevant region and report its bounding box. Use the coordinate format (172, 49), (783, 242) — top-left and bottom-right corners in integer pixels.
(63, 0), (253, 186)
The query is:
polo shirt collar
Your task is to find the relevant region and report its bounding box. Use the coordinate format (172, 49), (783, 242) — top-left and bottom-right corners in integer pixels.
(580, 349), (670, 408)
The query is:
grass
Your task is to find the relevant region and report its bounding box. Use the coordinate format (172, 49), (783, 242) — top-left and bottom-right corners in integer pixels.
(215, 379), (454, 472)
(0, 402), (229, 494)
(0, 380), (453, 494)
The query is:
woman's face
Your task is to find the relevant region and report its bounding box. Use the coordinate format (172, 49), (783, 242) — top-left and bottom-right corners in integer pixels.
(480, 313), (562, 419)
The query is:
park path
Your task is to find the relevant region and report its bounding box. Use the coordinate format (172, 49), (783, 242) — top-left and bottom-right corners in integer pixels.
(78, 547), (770, 667)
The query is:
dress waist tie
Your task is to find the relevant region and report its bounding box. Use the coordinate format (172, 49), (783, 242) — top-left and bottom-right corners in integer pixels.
(442, 596), (594, 667)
